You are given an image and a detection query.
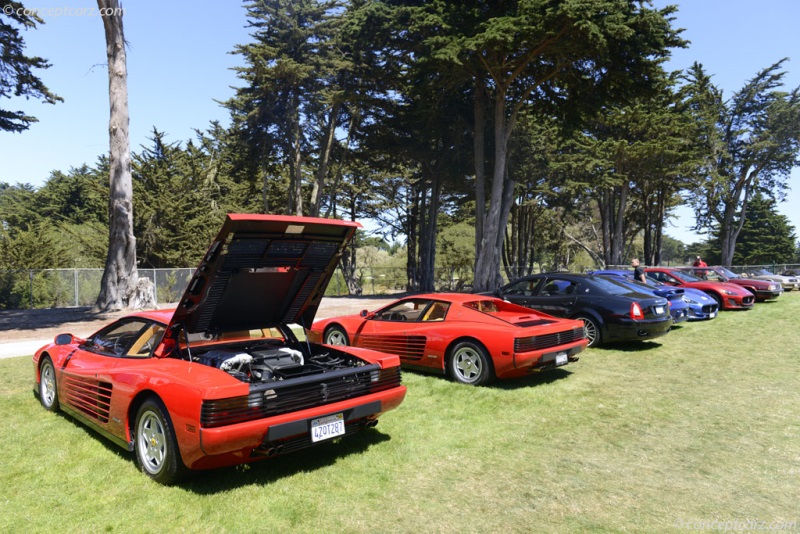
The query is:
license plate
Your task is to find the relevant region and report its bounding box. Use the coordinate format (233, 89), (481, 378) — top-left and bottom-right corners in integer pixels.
(311, 413), (345, 443)
(710, 311), (716, 319)
(655, 306), (664, 315)
(555, 352), (568, 366)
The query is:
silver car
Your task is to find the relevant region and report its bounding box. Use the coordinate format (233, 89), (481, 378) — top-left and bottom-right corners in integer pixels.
(744, 268), (800, 291)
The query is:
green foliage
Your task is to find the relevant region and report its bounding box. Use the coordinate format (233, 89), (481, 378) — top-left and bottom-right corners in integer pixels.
(730, 193), (797, 265)
(681, 60), (800, 265)
(0, 1), (62, 132)
(435, 222), (475, 287)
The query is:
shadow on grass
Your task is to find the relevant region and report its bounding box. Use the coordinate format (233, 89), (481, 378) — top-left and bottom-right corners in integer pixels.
(183, 429), (392, 493)
(591, 340), (666, 353)
(400, 367), (573, 390)
(490, 368), (573, 390)
(41, 401), (393, 492)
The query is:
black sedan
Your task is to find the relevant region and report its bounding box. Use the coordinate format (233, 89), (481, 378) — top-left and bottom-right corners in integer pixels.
(492, 273), (673, 347)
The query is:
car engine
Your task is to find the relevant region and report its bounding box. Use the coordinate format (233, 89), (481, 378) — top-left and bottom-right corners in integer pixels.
(193, 343), (367, 384)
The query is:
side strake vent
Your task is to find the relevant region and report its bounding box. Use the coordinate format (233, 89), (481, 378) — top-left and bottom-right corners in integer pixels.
(62, 376), (113, 423)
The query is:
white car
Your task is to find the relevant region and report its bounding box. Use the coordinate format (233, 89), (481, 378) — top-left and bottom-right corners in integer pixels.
(743, 268), (800, 291)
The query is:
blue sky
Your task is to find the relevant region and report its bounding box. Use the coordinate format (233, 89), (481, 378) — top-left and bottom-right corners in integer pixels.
(1, 0), (799, 245)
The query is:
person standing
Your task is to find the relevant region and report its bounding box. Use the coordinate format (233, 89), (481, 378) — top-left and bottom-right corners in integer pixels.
(693, 256), (708, 278)
(631, 258), (646, 283)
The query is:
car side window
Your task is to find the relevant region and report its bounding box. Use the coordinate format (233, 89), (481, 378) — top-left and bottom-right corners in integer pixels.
(126, 324), (166, 358)
(374, 299), (430, 322)
(421, 302), (450, 322)
(542, 279), (577, 296)
(503, 279), (538, 296)
(85, 320), (151, 356)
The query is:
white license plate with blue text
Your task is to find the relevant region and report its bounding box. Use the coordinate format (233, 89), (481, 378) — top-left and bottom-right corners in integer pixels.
(655, 306), (664, 315)
(311, 413), (345, 443)
(710, 311), (716, 318)
(555, 352), (568, 365)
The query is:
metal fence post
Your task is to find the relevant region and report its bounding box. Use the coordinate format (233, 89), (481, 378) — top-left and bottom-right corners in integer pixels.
(29, 269), (33, 309)
(74, 268), (79, 307)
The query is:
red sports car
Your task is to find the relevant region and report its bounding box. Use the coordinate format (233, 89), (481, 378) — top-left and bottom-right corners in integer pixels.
(307, 294), (588, 386)
(32, 215), (407, 484)
(645, 267), (755, 310)
(674, 266), (782, 301)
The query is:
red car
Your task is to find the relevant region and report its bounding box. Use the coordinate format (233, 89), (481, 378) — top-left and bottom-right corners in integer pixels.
(307, 294), (588, 386)
(645, 267), (755, 310)
(675, 266), (782, 302)
(32, 215), (407, 484)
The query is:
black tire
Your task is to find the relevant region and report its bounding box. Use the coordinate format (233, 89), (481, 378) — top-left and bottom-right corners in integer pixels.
(38, 357), (59, 412)
(134, 398), (187, 485)
(448, 341), (493, 386)
(576, 315), (602, 347)
(706, 291), (724, 310)
(324, 325), (350, 346)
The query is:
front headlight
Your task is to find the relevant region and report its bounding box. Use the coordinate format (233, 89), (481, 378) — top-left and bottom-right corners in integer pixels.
(683, 296), (697, 304)
(769, 284), (779, 291)
(723, 290), (737, 296)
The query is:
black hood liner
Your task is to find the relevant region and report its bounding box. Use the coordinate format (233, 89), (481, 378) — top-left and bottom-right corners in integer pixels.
(168, 214), (360, 336)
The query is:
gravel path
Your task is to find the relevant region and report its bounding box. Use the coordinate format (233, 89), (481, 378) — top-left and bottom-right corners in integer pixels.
(0, 295), (400, 358)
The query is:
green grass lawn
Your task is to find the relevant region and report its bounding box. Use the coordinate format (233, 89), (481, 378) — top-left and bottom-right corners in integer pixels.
(2, 293), (799, 533)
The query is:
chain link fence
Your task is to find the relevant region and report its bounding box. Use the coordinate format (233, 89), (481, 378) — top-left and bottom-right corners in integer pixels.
(2, 263), (798, 310)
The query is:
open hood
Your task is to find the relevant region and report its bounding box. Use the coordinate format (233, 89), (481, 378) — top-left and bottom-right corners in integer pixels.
(167, 214), (360, 337)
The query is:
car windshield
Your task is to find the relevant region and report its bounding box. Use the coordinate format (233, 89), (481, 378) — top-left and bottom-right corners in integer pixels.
(752, 268), (773, 276)
(670, 270), (702, 282)
(716, 266), (739, 278)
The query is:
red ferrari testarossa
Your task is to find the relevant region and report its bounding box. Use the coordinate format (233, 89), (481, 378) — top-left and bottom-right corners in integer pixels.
(33, 214), (407, 484)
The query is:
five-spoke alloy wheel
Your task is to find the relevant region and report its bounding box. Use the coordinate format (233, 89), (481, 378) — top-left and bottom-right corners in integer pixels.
(448, 341), (493, 386)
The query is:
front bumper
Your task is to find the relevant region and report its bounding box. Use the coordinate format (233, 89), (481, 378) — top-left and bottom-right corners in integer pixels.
(686, 303), (718, 320)
(753, 289), (782, 301)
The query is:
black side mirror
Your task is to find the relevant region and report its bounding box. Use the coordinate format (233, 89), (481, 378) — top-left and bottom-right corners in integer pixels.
(55, 333), (75, 345)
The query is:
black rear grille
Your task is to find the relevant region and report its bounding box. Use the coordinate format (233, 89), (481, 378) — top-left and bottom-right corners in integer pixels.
(261, 419), (368, 456)
(514, 327), (585, 353)
(201, 366), (402, 428)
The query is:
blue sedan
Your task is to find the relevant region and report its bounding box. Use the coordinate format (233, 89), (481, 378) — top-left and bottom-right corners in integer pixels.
(590, 270), (718, 321)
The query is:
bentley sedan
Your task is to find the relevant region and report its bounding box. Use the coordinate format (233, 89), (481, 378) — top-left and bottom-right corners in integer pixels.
(308, 294), (588, 386)
(492, 273), (673, 347)
(33, 215), (407, 484)
(743, 268), (799, 291)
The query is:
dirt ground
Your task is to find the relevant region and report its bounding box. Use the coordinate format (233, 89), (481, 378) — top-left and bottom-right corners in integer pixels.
(0, 295), (400, 343)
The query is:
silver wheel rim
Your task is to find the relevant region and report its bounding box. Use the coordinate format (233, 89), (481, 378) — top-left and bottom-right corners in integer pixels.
(453, 346), (482, 383)
(137, 410), (166, 475)
(581, 319), (598, 346)
(326, 329), (347, 345)
(41, 363), (56, 407)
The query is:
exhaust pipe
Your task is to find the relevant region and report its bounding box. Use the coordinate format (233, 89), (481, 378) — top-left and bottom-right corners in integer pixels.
(365, 419), (379, 429)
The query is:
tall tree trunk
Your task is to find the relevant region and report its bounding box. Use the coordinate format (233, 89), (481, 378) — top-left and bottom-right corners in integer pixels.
(309, 103), (340, 217)
(473, 78), (486, 262)
(406, 185), (420, 292)
(474, 87), (513, 291)
(418, 171), (441, 292)
(95, 0), (145, 311)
